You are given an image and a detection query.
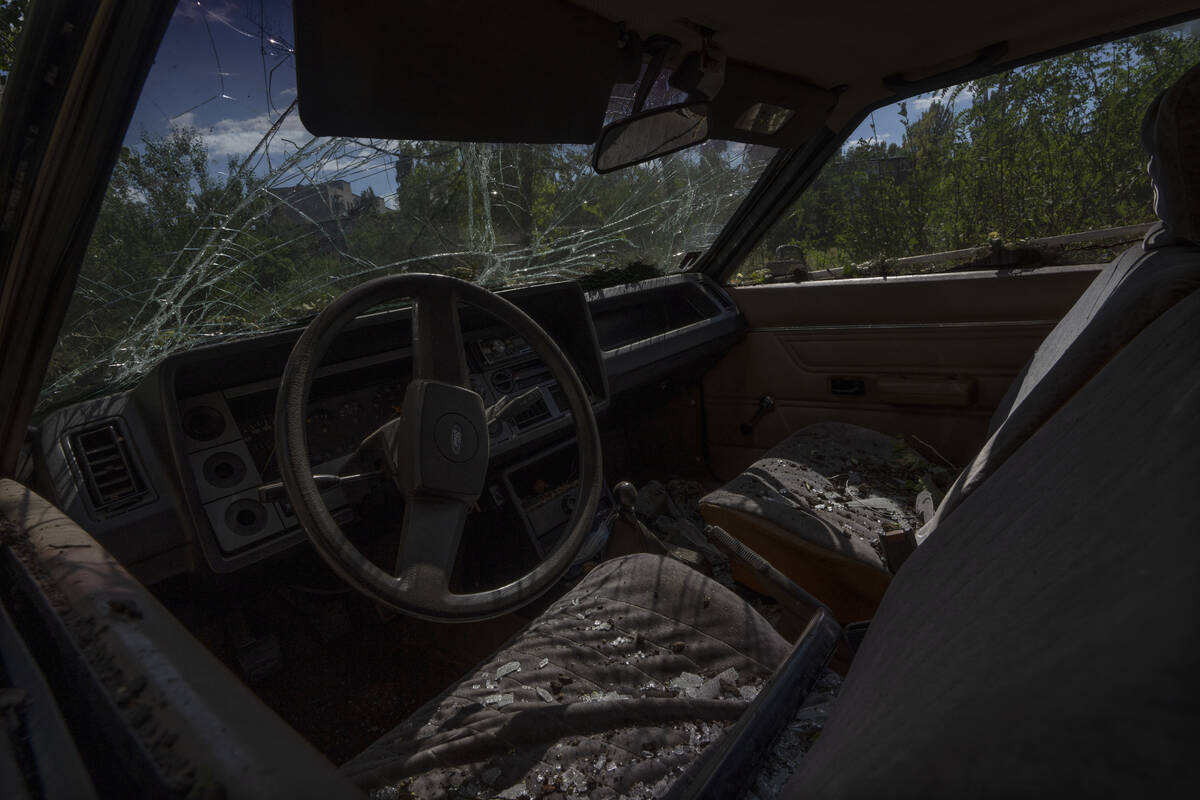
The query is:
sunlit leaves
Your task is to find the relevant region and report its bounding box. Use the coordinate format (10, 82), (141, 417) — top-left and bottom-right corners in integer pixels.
(747, 30), (1200, 277)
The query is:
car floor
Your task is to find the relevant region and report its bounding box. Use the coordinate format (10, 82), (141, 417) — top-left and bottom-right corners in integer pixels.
(152, 474), (788, 768)
(155, 560), (530, 764)
(152, 383), (801, 767)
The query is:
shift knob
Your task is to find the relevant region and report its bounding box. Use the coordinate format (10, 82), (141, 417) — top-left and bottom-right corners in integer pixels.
(613, 481), (638, 513)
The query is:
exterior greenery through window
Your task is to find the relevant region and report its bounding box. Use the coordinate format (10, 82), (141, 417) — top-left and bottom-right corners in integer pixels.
(736, 25), (1200, 284)
(40, 0), (775, 411)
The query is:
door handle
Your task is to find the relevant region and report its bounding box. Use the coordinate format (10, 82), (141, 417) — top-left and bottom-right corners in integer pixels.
(830, 377), (866, 396)
(740, 395), (776, 435)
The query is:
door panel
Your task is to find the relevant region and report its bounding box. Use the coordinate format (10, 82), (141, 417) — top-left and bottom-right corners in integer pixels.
(0, 480), (360, 798)
(704, 266), (1101, 479)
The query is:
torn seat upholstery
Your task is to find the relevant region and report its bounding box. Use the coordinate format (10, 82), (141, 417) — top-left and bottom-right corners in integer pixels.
(342, 553), (791, 799)
(699, 422), (927, 622)
(700, 61), (1200, 622)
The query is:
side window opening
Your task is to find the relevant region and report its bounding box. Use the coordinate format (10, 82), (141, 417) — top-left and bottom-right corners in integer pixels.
(732, 22), (1200, 285)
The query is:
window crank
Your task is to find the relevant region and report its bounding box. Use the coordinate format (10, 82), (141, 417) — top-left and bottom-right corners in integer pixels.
(740, 394), (776, 436)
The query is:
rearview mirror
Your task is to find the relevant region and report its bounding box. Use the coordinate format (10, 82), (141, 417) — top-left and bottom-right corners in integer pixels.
(592, 102), (710, 173)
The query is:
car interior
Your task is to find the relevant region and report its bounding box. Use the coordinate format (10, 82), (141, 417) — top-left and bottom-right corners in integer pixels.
(0, 1), (1198, 798)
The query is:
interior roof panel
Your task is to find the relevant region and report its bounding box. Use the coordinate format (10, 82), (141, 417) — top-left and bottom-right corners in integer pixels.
(570, 1), (1200, 126)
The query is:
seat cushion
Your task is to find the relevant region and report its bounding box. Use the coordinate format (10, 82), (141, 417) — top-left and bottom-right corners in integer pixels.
(703, 239), (1200, 620)
(701, 422), (927, 571)
(342, 554), (791, 799)
(700, 422), (928, 621)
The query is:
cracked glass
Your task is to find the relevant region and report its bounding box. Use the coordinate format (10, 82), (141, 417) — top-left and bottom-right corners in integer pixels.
(40, 0), (775, 411)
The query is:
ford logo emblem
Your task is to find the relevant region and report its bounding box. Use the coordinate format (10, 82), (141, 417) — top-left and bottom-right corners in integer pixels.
(450, 423), (463, 455)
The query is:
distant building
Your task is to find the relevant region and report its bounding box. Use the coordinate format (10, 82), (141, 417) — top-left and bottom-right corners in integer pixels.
(270, 180), (384, 226)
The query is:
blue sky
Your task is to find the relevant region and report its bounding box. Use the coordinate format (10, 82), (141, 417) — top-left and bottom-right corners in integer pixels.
(127, 3), (1199, 201)
(842, 87), (977, 154)
(129, 1), (971, 203)
(131, 1), (300, 149)
(841, 19), (1200, 154)
(127, 1), (399, 197)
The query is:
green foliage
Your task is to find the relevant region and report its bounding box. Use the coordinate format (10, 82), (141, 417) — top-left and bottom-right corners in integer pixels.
(42, 128), (771, 408)
(0, 0), (28, 78)
(744, 30), (1200, 277)
(729, 268), (772, 286)
(41, 27), (1198, 409)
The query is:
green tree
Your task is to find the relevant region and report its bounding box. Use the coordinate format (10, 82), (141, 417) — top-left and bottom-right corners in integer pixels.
(741, 28), (1200, 281)
(0, 0), (29, 79)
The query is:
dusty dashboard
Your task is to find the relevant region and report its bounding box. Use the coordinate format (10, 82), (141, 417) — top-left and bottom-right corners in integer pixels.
(30, 273), (742, 585)
(168, 281), (608, 572)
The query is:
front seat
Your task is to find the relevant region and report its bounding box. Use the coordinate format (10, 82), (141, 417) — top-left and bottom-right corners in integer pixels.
(343, 285), (1200, 799)
(342, 64), (1200, 799)
(698, 60), (1200, 622)
(341, 553), (795, 798)
(782, 239), (1200, 798)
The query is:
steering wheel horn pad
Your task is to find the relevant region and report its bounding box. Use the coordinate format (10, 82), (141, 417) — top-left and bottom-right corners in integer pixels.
(396, 379), (488, 498)
(274, 274), (603, 622)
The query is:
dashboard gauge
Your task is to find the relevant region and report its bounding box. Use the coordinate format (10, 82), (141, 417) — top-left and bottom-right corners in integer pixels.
(490, 368), (515, 394)
(483, 338), (507, 360)
(182, 405), (226, 442)
(477, 335), (531, 366)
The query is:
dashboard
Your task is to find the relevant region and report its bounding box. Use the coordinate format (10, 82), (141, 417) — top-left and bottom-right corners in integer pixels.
(31, 274), (743, 585)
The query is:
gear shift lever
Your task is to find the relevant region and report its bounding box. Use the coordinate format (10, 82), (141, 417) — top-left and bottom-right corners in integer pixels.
(613, 480), (638, 518)
(607, 479), (716, 575)
(604, 480), (666, 559)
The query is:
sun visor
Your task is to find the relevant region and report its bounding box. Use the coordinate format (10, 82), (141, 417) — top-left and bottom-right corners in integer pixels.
(292, 0), (631, 143)
(708, 62), (843, 147)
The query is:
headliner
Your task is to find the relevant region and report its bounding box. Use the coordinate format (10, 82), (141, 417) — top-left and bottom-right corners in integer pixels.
(571, 0), (1200, 128)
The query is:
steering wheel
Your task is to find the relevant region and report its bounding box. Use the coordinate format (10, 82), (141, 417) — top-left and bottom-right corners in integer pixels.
(274, 274), (603, 622)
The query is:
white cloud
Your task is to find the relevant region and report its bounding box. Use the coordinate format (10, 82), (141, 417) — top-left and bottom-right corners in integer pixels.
(912, 85), (976, 113)
(279, 86), (298, 99)
(843, 132), (892, 152)
(195, 111), (313, 158)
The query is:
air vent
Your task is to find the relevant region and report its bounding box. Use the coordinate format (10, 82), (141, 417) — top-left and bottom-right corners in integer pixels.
(511, 398), (551, 429)
(490, 369), (515, 394)
(69, 422), (151, 517)
(513, 365), (551, 391)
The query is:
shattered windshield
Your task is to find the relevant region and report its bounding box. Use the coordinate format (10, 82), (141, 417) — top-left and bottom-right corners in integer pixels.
(40, 1), (774, 410)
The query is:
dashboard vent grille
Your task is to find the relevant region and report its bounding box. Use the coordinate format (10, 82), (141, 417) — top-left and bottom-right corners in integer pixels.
(511, 398), (551, 429)
(69, 423), (151, 516)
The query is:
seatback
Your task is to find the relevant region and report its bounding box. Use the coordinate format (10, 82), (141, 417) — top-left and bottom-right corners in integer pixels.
(783, 278), (1200, 796)
(921, 60), (1200, 540)
(0, 481), (362, 798)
